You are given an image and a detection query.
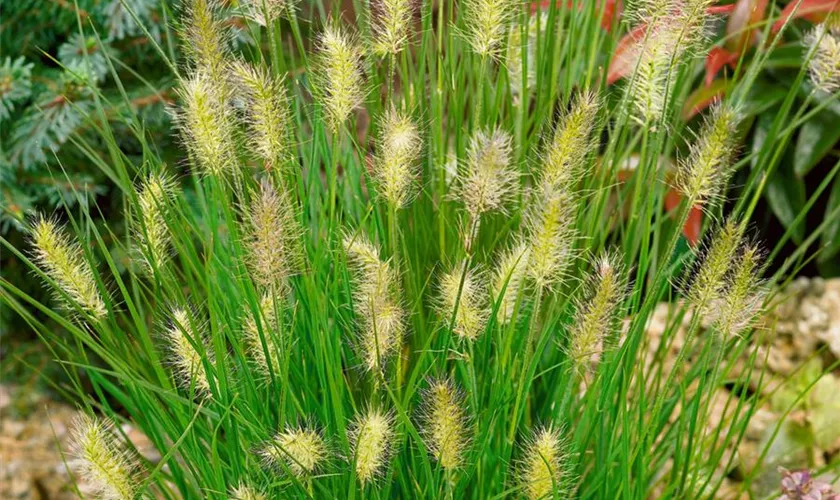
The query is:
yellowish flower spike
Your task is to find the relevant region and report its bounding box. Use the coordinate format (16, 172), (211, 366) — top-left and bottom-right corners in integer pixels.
(675, 104), (739, 208)
(343, 233), (405, 372)
(229, 483), (266, 500)
(437, 261), (488, 342)
(314, 25), (365, 133)
(243, 0), (291, 26)
(527, 190), (577, 288)
(176, 72), (237, 176)
(261, 425), (327, 478)
(568, 252), (627, 377)
(243, 294), (285, 380)
(492, 242), (531, 325)
(232, 61), (293, 169)
(370, 0), (414, 56)
(518, 426), (568, 500)
(135, 172), (177, 273)
(70, 415), (139, 500)
(542, 91), (600, 192)
(245, 179), (301, 291)
(685, 219), (743, 316)
(165, 308), (213, 396)
(29, 216), (106, 320)
(349, 408), (394, 484)
(462, 0), (514, 59)
(714, 244), (766, 339)
(806, 24), (840, 94)
(422, 379), (468, 470)
(182, 0), (229, 83)
(373, 109), (422, 208)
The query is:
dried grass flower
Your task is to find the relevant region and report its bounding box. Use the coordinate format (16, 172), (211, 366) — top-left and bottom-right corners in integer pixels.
(349, 408), (394, 484)
(437, 261), (488, 341)
(135, 172), (177, 273)
(373, 109), (422, 208)
(421, 379), (469, 470)
(314, 25), (365, 133)
(261, 424), (327, 478)
(518, 426), (569, 500)
(70, 415), (139, 500)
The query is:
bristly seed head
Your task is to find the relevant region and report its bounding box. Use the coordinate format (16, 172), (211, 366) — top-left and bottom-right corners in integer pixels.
(713, 243), (766, 338)
(526, 190), (577, 288)
(370, 0), (414, 56)
(462, 0), (514, 59)
(349, 408), (394, 484)
(315, 25), (365, 133)
(685, 218), (743, 316)
(29, 216), (106, 320)
(437, 261), (488, 342)
(492, 241), (531, 325)
(243, 0), (293, 26)
(176, 71), (237, 176)
(182, 0), (230, 84)
(243, 294), (285, 381)
(135, 172), (177, 273)
(69, 415), (139, 500)
(245, 179), (301, 292)
(229, 483), (266, 500)
(542, 91), (600, 192)
(518, 426), (568, 500)
(165, 308), (214, 396)
(373, 109), (422, 209)
(261, 425), (327, 478)
(421, 379), (469, 470)
(805, 23), (840, 94)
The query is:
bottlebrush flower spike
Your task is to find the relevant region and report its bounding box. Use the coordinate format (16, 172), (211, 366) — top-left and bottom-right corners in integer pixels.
(182, 0), (230, 82)
(421, 379), (469, 470)
(492, 242), (531, 324)
(135, 172), (177, 273)
(349, 408), (394, 484)
(675, 104), (739, 207)
(165, 308), (214, 396)
(314, 25), (365, 133)
(462, 0), (514, 58)
(568, 252), (626, 376)
(370, 0), (415, 56)
(714, 243), (766, 338)
(518, 426), (568, 500)
(232, 61), (293, 169)
(29, 216), (106, 320)
(229, 483), (266, 500)
(70, 415), (139, 500)
(373, 109), (422, 208)
(243, 294), (284, 380)
(176, 71), (237, 176)
(542, 91), (600, 191)
(805, 23), (840, 94)
(437, 261), (489, 341)
(685, 218), (744, 315)
(261, 424), (327, 478)
(243, 0), (291, 26)
(343, 233), (405, 372)
(527, 190), (577, 288)
(245, 179), (301, 291)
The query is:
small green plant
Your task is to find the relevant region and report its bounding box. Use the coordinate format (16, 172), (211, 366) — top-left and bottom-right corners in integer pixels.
(2, 0), (839, 499)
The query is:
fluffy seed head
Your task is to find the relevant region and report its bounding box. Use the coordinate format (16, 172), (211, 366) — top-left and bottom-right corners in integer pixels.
(527, 190), (577, 288)
(437, 261), (488, 342)
(685, 219), (743, 316)
(135, 173), (177, 273)
(421, 379), (468, 470)
(176, 72), (237, 176)
(229, 483), (266, 500)
(29, 216), (106, 320)
(542, 91), (600, 191)
(519, 426), (568, 500)
(343, 233), (405, 372)
(182, 0), (229, 83)
(373, 109), (422, 208)
(370, 0), (414, 56)
(349, 409), (394, 484)
(262, 425), (327, 478)
(568, 252), (626, 377)
(806, 24), (840, 94)
(245, 179), (301, 291)
(492, 242), (531, 325)
(315, 25), (365, 133)
(462, 0), (514, 58)
(165, 308), (213, 396)
(243, 0), (291, 26)
(675, 104), (739, 207)
(69, 415), (138, 500)
(713, 244), (766, 338)
(244, 294), (285, 380)
(232, 61), (293, 169)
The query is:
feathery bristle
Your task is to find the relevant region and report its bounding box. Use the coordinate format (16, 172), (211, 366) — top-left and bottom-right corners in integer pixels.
(373, 109), (422, 208)
(437, 261), (488, 342)
(349, 408), (394, 484)
(343, 233), (405, 372)
(165, 308), (213, 395)
(262, 425), (327, 478)
(177, 72), (237, 176)
(370, 0), (414, 56)
(518, 426), (567, 500)
(243, 0), (291, 26)
(542, 91), (600, 191)
(243, 294), (285, 380)
(422, 379), (468, 470)
(70, 415), (138, 500)
(527, 190), (577, 288)
(714, 244), (765, 338)
(568, 252), (626, 376)
(29, 216), (106, 320)
(686, 219), (743, 316)
(245, 179), (301, 291)
(135, 172), (176, 273)
(229, 483), (266, 500)
(492, 242), (531, 325)
(315, 25), (365, 133)
(232, 61), (293, 169)
(806, 24), (840, 94)
(675, 104), (738, 207)
(462, 0), (514, 58)
(182, 0), (229, 82)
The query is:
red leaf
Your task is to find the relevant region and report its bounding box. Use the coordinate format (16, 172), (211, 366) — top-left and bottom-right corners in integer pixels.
(607, 23), (648, 84)
(772, 0), (840, 32)
(705, 47), (739, 86)
(664, 189), (703, 246)
(682, 79), (729, 120)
